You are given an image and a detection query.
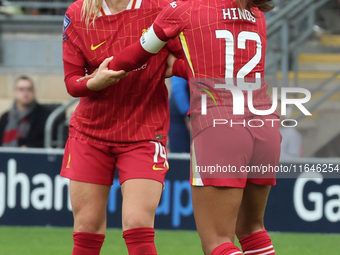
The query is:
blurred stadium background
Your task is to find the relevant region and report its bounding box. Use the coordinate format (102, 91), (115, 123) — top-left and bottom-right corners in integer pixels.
(0, 0), (340, 254)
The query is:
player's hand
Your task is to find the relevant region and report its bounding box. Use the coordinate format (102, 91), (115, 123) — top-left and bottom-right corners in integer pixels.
(165, 53), (177, 78)
(82, 57), (129, 92)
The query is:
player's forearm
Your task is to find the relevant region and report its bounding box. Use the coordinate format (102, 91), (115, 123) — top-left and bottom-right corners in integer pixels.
(172, 59), (188, 80)
(109, 42), (155, 72)
(64, 62), (98, 97)
(109, 24), (169, 72)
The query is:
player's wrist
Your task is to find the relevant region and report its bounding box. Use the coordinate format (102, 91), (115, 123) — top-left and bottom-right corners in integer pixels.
(86, 77), (101, 92)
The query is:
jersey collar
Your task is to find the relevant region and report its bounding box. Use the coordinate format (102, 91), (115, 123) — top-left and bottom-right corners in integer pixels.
(99, 0), (142, 16)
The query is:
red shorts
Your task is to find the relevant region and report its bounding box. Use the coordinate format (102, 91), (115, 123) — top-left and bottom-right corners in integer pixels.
(60, 137), (169, 186)
(190, 115), (281, 188)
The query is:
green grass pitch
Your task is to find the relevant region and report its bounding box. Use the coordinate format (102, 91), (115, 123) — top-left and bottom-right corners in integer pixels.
(0, 226), (339, 254)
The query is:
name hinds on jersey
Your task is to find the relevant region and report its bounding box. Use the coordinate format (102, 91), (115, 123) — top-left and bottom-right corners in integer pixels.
(222, 8), (256, 23)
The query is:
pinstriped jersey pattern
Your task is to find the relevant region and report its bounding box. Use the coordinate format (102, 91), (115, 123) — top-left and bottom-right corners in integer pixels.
(154, 0), (278, 138)
(63, 0), (178, 145)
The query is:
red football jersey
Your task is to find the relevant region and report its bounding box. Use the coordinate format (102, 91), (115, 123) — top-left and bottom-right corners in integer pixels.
(62, 0), (183, 145)
(153, 0), (276, 137)
(109, 0), (278, 138)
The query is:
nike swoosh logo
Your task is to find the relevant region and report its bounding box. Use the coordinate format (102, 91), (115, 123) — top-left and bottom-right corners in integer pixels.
(91, 41), (106, 50)
(153, 164), (165, 171)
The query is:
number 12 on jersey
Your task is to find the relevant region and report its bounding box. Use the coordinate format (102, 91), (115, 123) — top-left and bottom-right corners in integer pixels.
(215, 30), (262, 91)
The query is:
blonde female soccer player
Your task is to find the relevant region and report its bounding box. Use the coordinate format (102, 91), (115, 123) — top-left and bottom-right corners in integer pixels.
(61, 0), (183, 254)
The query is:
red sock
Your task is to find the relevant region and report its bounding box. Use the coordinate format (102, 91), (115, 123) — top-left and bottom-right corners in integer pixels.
(239, 230), (275, 255)
(123, 227), (157, 255)
(211, 242), (243, 255)
(72, 232), (105, 255)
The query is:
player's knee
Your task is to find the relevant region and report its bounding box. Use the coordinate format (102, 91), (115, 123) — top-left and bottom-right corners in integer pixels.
(123, 214), (154, 230)
(75, 216), (106, 234)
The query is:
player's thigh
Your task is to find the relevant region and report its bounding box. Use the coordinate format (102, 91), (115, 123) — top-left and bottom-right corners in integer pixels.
(191, 186), (243, 255)
(115, 140), (169, 186)
(191, 124), (253, 187)
(236, 183), (271, 239)
(61, 137), (117, 233)
(70, 180), (111, 234)
(247, 118), (281, 186)
(121, 179), (163, 230)
(114, 141), (167, 230)
(61, 137), (116, 185)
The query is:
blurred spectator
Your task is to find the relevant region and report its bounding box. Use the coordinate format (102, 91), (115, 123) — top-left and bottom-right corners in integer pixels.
(316, 0), (340, 33)
(277, 99), (303, 159)
(0, 75), (50, 148)
(168, 76), (190, 153)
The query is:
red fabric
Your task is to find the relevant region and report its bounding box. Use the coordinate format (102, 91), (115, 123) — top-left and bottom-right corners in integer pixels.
(239, 230), (275, 255)
(152, 0), (276, 139)
(60, 134), (169, 186)
(72, 232), (105, 255)
(63, 0), (182, 146)
(2, 129), (17, 144)
(64, 62), (98, 97)
(123, 227), (157, 255)
(190, 114), (279, 187)
(110, 0), (277, 139)
(172, 59), (188, 80)
(109, 42), (154, 72)
(108, 23), (173, 73)
(211, 243), (243, 255)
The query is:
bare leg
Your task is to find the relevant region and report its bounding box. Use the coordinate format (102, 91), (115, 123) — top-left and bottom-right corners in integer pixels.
(191, 186), (244, 255)
(236, 183), (271, 239)
(70, 180), (111, 234)
(121, 178), (163, 230)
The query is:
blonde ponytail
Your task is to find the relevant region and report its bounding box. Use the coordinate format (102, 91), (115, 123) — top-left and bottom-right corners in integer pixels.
(81, 0), (103, 27)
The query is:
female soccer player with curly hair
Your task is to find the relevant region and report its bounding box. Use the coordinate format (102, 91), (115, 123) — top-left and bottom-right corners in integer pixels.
(109, 0), (281, 254)
(60, 0), (183, 254)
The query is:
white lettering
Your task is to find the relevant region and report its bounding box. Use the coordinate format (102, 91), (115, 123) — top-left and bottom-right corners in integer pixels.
(248, 119), (264, 127)
(324, 185), (340, 222)
(31, 174), (53, 210)
(281, 88), (312, 116)
(213, 119), (228, 127)
(54, 175), (72, 211)
(222, 8), (231, 20)
(281, 119), (298, 127)
(230, 119), (246, 127)
(238, 8), (247, 20)
(7, 159), (30, 209)
(0, 173), (5, 218)
(294, 172), (323, 222)
(231, 8), (238, 19)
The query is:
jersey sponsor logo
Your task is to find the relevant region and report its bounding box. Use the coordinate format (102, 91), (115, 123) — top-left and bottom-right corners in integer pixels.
(133, 63), (147, 72)
(91, 41), (107, 50)
(63, 15), (71, 41)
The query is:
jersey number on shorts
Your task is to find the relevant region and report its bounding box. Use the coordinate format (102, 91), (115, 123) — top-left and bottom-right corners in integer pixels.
(215, 30), (262, 90)
(150, 141), (167, 167)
